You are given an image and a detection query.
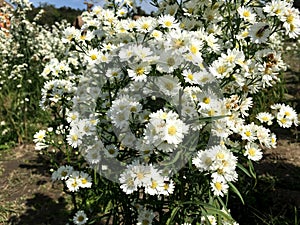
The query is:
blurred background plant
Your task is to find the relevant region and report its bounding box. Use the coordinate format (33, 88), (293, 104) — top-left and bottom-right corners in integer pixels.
(0, 0), (70, 147)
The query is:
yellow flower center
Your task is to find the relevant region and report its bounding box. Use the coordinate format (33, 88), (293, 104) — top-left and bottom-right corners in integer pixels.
(217, 65), (226, 74)
(136, 67), (145, 76)
(215, 182), (222, 191)
(248, 148), (256, 156)
(187, 73), (194, 80)
(136, 172), (145, 180)
(245, 131), (251, 137)
(61, 171), (68, 177)
(141, 23), (150, 30)
(203, 97), (210, 104)
(78, 215), (85, 222)
(164, 183), (169, 190)
(108, 148), (115, 154)
(151, 180), (158, 189)
(208, 109), (215, 116)
(174, 39), (184, 48)
(165, 82), (174, 91)
(168, 125), (177, 135)
(286, 15), (294, 23)
(205, 157), (212, 166)
(81, 178), (87, 184)
(72, 134), (78, 141)
(216, 152), (225, 159)
(280, 118), (286, 124)
(167, 57), (175, 66)
(243, 11), (250, 17)
(164, 21), (172, 27)
(142, 220), (150, 225)
(190, 45), (198, 54)
(90, 54), (97, 60)
(72, 181), (78, 187)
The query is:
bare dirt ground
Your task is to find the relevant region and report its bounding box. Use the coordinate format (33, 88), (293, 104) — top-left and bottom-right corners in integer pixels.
(0, 145), (70, 225)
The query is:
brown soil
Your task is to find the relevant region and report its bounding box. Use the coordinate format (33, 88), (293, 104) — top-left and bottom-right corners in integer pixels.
(0, 145), (70, 225)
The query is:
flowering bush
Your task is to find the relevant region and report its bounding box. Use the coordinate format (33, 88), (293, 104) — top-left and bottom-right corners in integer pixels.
(0, 0), (69, 144)
(34, 0), (299, 224)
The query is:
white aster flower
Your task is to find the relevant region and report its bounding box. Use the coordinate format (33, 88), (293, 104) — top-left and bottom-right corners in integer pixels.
(210, 176), (229, 197)
(244, 142), (263, 161)
(256, 112), (274, 125)
(73, 210), (88, 225)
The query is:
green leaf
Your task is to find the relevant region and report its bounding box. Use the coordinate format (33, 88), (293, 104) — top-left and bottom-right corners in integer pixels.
(228, 181), (244, 205)
(237, 163), (251, 178)
(166, 206), (180, 225)
(180, 200), (233, 221)
(248, 160), (257, 179)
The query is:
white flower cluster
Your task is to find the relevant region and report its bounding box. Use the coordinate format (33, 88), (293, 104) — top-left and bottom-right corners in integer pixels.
(193, 145), (238, 197)
(35, 0), (300, 223)
(271, 103), (299, 128)
(52, 165), (92, 192)
(120, 161), (175, 195)
(40, 79), (77, 110)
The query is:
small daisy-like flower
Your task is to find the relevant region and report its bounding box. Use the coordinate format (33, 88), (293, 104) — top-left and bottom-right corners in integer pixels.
(66, 111), (79, 124)
(192, 150), (214, 172)
(151, 29), (163, 40)
(256, 112), (274, 125)
(78, 171), (92, 188)
(137, 208), (155, 225)
(73, 210), (88, 225)
(160, 178), (175, 195)
(163, 118), (189, 146)
(182, 69), (197, 84)
(270, 133), (277, 148)
(158, 14), (178, 29)
(66, 172), (81, 192)
(62, 26), (77, 43)
(144, 173), (164, 195)
(201, 215), (217, 225)
(136, 17), (157, 33)
(86, 48), (102, 64)
(119, 169), (137, 194)
(33, 130), (46, 143)
(127, 63), (151, 82)
(244, 142), (263, 161)
(237, 6), (256, 23)
(104, 144), (119, 158)
(66, 126), (82, 148)
(117, 7), (128, 17)
(240, 122), (257, 142)
(271, 103), (298, 128)
(248, 22), (271, 44)
(210, 176), (229, 197)
(53, 165), (74, 181)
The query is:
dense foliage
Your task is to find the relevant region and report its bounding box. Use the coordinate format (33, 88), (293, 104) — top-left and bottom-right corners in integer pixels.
(26, 3), (83, 27)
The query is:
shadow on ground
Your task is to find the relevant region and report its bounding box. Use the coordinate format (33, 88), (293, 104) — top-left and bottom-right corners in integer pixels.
(0, 145), (70, 225)
(8, 193), (69, 225)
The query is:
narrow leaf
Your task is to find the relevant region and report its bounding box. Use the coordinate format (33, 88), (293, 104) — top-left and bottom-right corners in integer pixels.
(228, 181), (244, 205)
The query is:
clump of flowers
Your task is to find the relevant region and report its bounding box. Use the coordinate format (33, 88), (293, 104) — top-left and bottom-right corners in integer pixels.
(34, 0), (299, 224)
(0, 0), (70, 144)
